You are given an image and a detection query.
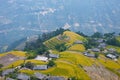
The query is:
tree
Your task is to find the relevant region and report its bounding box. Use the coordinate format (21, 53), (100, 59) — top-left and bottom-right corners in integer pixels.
(0, 70), (2, 76)
(25, 61), (34, 69)
(47, 60), (55, 67)
(104, 32), (115, 38)
(106, 37), (120, 47)
(26, 52), (37, 59)
(30, 76), (38, 80)
(55, 43), (67, 52)
(92, 32), (103, 38)
(95, 53), (99, 58)
(76, 31), (88, 37)
(0, 64), (3, 68)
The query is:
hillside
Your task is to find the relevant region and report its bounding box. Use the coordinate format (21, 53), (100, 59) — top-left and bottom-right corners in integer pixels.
(0, 31), (120, 80)
(44, 31), (86, 50)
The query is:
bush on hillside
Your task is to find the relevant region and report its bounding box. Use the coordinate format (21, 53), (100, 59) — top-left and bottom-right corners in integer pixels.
(47, 60), (55, 67)
(55, 43), (67, 52)
(25, 61), (34, 70)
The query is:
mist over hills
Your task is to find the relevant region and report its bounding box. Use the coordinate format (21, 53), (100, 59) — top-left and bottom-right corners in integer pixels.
(0, 0), (120, 52)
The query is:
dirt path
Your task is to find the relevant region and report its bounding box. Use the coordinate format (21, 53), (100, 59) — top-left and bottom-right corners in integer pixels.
(84, 65), (120, 80)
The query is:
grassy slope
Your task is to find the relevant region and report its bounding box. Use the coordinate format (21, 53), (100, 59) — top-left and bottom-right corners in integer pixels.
(98, 55), (120, 76)
(107, 45), (120, 53)
(44, 31), (86, 50)
(1, 32), (120, 79)
(68, 44), (85, 52)
(3, 59), (47, 69)
(20, 51), (92, 79)
(116, 36), (120, 42)
(0, 51), (26, 57)
(63, 31), (86, 45)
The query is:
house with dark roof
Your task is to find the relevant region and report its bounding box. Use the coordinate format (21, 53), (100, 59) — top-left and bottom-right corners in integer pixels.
(49, 54), (59, 58)
(6, 78), (14, 80)
(34, 72), (47, 80)
(98, 43), (106, 48)
(17, 73), (30, 80)
(33, 65), (48, 70)
(74, 40), (83, 44)
(108, 48), (116, 53)
(97, 39), (104, 43)
(83, 52), (95, 58)
(2, 69), (14, 76)
(106, 53), (119, 59)
(92, 48), (100, 52)
(48, 76), (66, 80)
(106, 54), (116, 59)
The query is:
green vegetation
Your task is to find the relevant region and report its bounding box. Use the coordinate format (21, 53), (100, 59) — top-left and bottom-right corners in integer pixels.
(55, 43), (67, 52)
(0, 64), (3, 68)
(95, 53), (99, 58)
(107, 45), (120, 54)
(47, 60), (56, 67)
(83, 38), (98, 49)
(92, 32), (103, 38)
(1, 30), (120, 79)
(44, 31), (87, 51)
(24, 61), (34, 69)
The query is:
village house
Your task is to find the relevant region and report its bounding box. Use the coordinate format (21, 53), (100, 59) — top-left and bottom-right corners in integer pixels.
(96, 39), (104, 43)
(49, 54), (59, 58)
(74, 40), (83, 44)
(98, 43), (106, 48)
(48, 76), (66, 80)
(108, 48), (116, 53)
(34, 72), (47, 80)
(83, 52), (95, 58)
(33, 65), (48, 70)
(2, 69), (14, 76)
(92, 48), (100, 52)
(6, 78), (14, 80)
(106, 53), (119, 59)
(102, 49), (108, 54)
(17, 73), (30, 80)
(34, 55), (48, 62)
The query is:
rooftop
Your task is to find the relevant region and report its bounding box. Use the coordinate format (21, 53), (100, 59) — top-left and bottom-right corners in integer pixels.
(35, 55), (48, 62)
(48, 76), (66, 80)
(49, 54), (59, 58)
(2, 69), (14, 76)
(33, 65), (48, 70)
(34, 72), (47, 79)
(17, 73), (30, 80)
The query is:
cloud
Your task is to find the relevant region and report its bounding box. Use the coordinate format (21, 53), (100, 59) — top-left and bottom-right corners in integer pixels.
(40, 8), (56, 16)
(93, 27), (98, 33)
(41, 29), (48, 33)
(63, 23), (71, 29)
(0, 16), (12, 24)
(74, 23), (80, 27)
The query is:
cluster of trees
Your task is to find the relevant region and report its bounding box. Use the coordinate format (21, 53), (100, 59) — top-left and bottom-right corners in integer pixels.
(55, 43), (67, 52)
(47, 60), (55, 67)
(24, 28), (67, 54)
(83, 32), (120, 49)
(84, 38), (99, 49)
(106, 37), (120, 47)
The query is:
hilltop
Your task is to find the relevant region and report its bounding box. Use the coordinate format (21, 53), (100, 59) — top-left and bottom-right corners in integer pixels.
(0, 31), (120, 80)
(44, 31), (86, 51)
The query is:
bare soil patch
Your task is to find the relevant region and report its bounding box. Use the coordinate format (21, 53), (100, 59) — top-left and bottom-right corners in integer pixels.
(84, 65), (120, 80)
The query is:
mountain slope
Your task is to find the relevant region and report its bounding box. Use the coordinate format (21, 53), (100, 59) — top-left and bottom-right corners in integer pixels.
(0, 31), (120, 80)
(44, 31), (86, 50)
